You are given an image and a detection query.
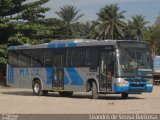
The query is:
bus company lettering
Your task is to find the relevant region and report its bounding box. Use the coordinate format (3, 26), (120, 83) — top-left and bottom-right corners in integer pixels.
(20, 68), (40, 77)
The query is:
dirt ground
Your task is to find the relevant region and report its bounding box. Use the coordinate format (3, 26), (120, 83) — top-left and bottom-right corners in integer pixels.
(0, 85), (160, 114)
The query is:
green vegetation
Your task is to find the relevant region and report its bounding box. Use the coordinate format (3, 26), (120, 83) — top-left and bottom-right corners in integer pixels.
(55, 5), (84, 38)
(0, 1), (160, 67)
(94, 4), (126, 40)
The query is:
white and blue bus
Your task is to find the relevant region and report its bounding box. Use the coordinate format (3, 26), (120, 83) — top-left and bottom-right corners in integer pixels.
(7, 39), (153, 99)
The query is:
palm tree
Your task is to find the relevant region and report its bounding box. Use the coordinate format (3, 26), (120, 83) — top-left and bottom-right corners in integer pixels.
(148, 25), (160, 57)
(55, 5), (84, 38)
(94, 4), (126, 40)
(129, 15), (149, 41)
(80, 21), (98, 39)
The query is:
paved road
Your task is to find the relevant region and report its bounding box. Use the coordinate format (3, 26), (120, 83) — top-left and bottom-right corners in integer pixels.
(0, 86), (160, 114)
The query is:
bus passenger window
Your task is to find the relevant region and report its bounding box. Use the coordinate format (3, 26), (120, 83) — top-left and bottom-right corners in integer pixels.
(8, 51), (19, 67)
(86, 47), (99, 67)
(71, 48), (85, 66)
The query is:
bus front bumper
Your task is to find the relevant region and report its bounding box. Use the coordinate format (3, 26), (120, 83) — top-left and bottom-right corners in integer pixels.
(114, 83), (153, 94)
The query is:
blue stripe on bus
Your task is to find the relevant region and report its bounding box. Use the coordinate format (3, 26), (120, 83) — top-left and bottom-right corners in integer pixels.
(66, 68), (83, 85)
(67, 43), (77, 47)
(46, 67), (52, 84)
(48, 44), (56, 48)
(64, 72), (69, 85)
(8, 66), (14, 83)
(57, 43), (65, 47)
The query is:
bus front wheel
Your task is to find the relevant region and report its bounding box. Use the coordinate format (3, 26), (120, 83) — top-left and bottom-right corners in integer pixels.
(121, 93), (128, 99)
(32, 80), (43, 96)
(91, 81), (98, 99)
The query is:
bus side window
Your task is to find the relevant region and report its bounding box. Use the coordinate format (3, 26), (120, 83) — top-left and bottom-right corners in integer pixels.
(44, 49), (52, 67)
(85, 47), (99, 67)
(31, 50), (44, 67)
(19, 51), (32, 67)
(53, 54), (64, 67)
(71, 47), (85, 67)
(8, 51), (19, 67)
(66, 48), (72, 67)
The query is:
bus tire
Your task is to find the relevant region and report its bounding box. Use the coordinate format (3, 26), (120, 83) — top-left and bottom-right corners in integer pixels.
(42, 90), (48, 96)
(121, 93), (128, 99)
(32, 80), (42, 96)
(91, 81), (98, 99)
(59, 91), (73, 97)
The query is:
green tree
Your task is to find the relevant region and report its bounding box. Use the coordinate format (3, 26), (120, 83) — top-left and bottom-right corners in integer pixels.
(129, 15), (149, 41)
(0, 18), (17, 43)
(155, 14), (160, 25)
(17, 0), (50, 22)
(94, 4), (126, 40)
(147, 24), (160, 57)
(0, 0), (25, 18)
(0, 0), (51, 69)
(79, 21), (98, 39)
(0, 0), (50, 44)
(37, 18), (67, 39)
(0, 44), (7, 66)
(55, 5), (84, 38)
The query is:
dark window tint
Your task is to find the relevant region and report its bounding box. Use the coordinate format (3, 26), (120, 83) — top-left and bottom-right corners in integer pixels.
(71, 47), (86, 66)
(53, 51), (65, 67)
(8, 51), (19, 67)
(66, 48), (72, 66)
(86, 47), (99, 67)
(44, 49), (52, 66)
(31, 50), (44, 67)
(19, 50), (31, 67)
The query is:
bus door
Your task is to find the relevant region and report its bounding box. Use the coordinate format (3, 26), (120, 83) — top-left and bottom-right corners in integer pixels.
(99, 46), (114, 92)
(52, 51), (65, 90)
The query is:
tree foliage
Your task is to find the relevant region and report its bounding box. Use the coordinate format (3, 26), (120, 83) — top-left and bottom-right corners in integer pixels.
(16, 0), (50, 22)
(128, 15), (149, 41)
(55, 5), (84, 38)
(0, 0), (25, 18)
(94, 4), (126, 40)
(148, 25), (160, 57)
(1, 1), (160, 68)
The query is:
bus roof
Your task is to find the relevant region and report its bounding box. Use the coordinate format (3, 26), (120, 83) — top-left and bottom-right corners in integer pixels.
(8, 39), (147, 50)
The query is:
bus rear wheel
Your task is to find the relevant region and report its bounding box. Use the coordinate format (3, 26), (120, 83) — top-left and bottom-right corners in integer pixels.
(121, 93), (128, 99)
(91, 81), (98, 99)
(32, 80), (43, 96)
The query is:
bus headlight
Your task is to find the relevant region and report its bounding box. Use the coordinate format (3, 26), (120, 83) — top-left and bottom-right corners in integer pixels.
(122, 80), (129, 86)
(147, 79), (153, 87)
(116, 79), (129, 86)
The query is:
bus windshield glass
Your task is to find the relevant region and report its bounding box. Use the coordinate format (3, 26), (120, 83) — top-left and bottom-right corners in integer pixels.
(117, 47), (152, 77)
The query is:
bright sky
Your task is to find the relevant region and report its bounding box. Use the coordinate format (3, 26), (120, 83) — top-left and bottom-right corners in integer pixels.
(42, 0), (160, 25)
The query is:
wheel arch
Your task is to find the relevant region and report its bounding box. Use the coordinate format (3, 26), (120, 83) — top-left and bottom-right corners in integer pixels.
(86, 78), (99, 92)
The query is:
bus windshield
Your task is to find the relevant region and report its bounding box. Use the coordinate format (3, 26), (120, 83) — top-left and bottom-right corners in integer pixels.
(117, 48), (152, 77)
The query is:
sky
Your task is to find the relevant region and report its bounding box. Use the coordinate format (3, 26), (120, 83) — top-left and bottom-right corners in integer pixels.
(41, 0), (160, 25)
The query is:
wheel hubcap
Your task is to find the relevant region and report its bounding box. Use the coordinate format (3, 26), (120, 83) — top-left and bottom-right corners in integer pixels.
(34, 83), (40, 93)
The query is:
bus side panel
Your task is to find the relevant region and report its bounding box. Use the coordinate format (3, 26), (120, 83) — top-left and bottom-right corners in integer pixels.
(7, 65), (17, 87)
(43, 67), (53, 90)
(7, 67), (53, 90)
(63, 67), (98, 92)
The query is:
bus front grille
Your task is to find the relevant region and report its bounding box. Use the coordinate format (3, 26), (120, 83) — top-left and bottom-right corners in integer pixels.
(130, 83), (145, 87)
(129, 88), (145, 93)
